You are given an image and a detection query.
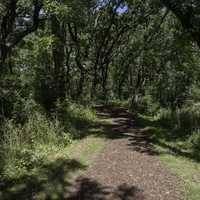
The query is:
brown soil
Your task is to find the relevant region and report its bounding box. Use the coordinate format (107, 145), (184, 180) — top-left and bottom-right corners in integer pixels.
(64, 105), (183, 200)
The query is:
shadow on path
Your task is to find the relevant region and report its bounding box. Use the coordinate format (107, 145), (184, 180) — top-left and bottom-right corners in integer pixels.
(93, 105), (158, 156)
(94, 105), (200, 161)
(66, 178), (144, 200)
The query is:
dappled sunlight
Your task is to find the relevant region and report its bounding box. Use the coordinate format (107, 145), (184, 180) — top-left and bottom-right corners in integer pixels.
(1, 0), (200, 199)
(0, 159), (86, 200)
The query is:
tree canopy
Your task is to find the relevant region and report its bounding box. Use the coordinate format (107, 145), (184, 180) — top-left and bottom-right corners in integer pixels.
(1, 1), (200, 197)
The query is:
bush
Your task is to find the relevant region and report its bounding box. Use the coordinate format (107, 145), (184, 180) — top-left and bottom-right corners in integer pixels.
(157, 108), (173, 128)
(158, 104), (200, 135)
(55, 99), (97, 138)
(0, 98), (98, 178)
(0, 111), (72, 178)
(189, 130), (200, 159)
(138, 94), (160, 115)
(67, 103), (97, 124)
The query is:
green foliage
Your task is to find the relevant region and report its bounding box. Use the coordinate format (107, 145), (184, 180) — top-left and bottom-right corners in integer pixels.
(137, 94), (160, 115)
(158, 104), (200, 136)
(140, 104), (200, 163)
(189, 130), (200, 159)
(0, 98), (97, 179)
(1, 0), (200, 197)
(1, 111), (71, 177)
(68, 103), (97, 123)
(0, 74), (28, 120)
(55, 99), (97, 138)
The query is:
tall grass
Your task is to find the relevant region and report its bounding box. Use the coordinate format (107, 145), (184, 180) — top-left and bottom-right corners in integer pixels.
(157, 104), (200, 159)
(1, 113), (71, 178)
(158, 104), (200, 133)
(0, 99), (97, 179)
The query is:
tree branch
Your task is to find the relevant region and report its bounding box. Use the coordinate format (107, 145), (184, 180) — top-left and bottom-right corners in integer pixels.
(8, 0), (43, 48)
(161, 0), (200, 47)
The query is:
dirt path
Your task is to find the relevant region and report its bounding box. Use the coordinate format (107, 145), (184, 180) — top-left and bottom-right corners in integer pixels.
(65, 105), (182, 200)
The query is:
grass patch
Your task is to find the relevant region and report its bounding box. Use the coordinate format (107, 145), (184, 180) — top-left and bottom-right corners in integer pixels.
(49, 136), (105, 167)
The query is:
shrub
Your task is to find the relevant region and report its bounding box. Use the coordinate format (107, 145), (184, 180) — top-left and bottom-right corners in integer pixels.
(0, 97), (97, 178)
(157, 108), (174, 128)
(189, 130), (200, 159)
(55, 99), (97, 138)
(158, 104), (200, 134)
(137, 94), (160, 115)
(0, 111), (72, 178)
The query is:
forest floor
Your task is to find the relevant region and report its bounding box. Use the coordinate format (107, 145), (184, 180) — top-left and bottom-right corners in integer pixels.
(1, 105), (186, 200)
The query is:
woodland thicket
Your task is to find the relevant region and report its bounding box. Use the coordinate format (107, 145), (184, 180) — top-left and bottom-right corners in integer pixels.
(0, 0), (200, 178)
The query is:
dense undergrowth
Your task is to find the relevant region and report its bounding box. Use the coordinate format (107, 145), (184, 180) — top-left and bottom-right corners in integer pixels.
(0, 99), (97, 180)
(155, 105), (200, 161)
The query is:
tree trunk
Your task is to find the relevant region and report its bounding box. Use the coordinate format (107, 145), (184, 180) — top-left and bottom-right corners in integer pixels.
(76, 56), (85, 99)
(102, 64), (109, 98)
(91, 63), (98, 99)
(0, 45), (8, 73)
(51, 15), (66, 103)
